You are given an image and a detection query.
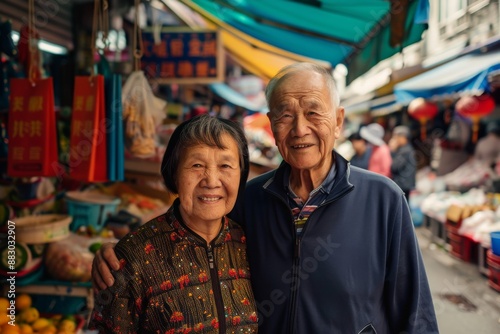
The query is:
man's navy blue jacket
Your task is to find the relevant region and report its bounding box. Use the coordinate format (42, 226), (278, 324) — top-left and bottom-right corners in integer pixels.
(231, 152), (438, 333)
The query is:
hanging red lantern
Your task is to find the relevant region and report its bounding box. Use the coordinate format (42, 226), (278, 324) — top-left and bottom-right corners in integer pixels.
(408, 98), (439, 140)
(456, 94), (496, 142)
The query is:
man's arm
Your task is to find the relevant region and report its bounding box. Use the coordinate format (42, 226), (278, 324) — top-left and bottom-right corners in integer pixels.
(92, 242), (121, 291)
(385, 194), (439, 333)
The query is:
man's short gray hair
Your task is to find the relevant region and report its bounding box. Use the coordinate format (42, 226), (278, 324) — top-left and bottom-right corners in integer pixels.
(265, 62), (340, 108)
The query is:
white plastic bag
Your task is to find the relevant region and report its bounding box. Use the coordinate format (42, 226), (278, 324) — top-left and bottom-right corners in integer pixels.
(122, 71), (166, 157)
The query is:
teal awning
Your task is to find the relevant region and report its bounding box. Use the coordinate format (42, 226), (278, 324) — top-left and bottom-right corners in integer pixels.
(179, 0), (429, 83)
(394, 51), (500, 105)
(210, 83), (268, 113)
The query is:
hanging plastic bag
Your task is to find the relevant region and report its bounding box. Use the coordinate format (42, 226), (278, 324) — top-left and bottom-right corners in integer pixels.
(122, 70), (166, 158)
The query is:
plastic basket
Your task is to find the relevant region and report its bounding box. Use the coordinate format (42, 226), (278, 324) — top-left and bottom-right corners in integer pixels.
(14, 214), (72, 244)
(65, 191), (120, 232)
(491, 231), (500, 256)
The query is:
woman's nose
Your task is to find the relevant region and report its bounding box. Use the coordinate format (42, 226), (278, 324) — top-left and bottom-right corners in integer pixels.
(203, 168), (220, 187)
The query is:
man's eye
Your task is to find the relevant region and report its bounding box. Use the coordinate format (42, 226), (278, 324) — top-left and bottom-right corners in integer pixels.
(278, 113), (293, 120)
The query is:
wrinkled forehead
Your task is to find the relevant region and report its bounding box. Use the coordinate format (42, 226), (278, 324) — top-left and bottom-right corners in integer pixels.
(270, 72), (329, 102)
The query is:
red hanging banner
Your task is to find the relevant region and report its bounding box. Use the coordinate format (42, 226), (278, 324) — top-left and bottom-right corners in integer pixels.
(69, 75), (108, 182)
(7, 78), (59, 177)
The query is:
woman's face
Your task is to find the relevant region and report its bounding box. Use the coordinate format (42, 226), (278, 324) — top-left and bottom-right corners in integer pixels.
(176, 133), (241, 227)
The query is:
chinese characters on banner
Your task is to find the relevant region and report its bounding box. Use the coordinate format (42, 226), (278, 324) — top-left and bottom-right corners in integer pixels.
(69, 75), (108, 182)
(141, 29), (224, 84)
(7, 78), (59, 177)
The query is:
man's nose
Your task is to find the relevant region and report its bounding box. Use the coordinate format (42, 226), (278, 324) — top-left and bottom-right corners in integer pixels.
(292, 114), (310, 137)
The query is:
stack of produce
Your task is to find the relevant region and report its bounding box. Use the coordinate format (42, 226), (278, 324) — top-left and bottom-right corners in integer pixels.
(0, 294), (81, 334)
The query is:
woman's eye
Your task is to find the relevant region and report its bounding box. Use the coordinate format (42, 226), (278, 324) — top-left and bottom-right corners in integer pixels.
(221, 164), (233, 169)
(192, 163), (203, 168)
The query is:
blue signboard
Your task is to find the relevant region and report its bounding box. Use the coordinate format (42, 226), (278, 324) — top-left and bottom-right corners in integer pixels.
(141, 28), (224, 84)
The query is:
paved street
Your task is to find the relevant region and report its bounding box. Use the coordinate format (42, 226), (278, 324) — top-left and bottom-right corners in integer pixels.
(416, 228), (500, 333)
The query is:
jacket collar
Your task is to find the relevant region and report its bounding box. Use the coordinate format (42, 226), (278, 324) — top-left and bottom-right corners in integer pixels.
(164, 198), (231, 247)
(263, 151), (354, 203)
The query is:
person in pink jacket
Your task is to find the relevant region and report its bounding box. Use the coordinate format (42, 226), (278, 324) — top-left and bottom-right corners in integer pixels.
(359, 123), (392, 177)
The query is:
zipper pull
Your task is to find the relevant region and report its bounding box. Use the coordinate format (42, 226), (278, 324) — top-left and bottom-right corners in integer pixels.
(294, 238), (301, 258)
(207, 245), (214, 269)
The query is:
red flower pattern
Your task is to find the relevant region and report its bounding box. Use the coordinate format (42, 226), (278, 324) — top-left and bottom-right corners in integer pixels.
(160, 280), (172, 290)
(170, 311), (184, 322)
(249, 312), (258, 323)
(241, 297), (250, 305)
(135, 297), (142, 312)
(119, 258), (126, 270)
(228, 268), (238, 278)
(194, 323), (204, 332)
(232, 316), (241, 326)
(211, 318), (219, 329)
(144, 243), (155, 254)
(178, 275), (190, 289)
(198, 272), (208, 283)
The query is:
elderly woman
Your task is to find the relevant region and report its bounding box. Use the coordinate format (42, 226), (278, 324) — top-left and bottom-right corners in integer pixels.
(90, 115), (257, 333)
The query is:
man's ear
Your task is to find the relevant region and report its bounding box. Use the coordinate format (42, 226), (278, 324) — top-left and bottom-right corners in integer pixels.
(335, 106), (345, 138)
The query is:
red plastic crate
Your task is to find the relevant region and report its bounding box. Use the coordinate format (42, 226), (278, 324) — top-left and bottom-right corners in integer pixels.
(486, 250), (500, 293)
(446, 225), (479, 263)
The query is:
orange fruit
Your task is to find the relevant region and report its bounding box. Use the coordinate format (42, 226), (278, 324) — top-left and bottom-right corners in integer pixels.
(1, 323), (21, 334)
(18, 308), (38, 324)
(14, 295), (31, 312)
(18, 324), (33, 334)
(0, 298), (9, 313)
(0, 313), (10, 326)
(37, 324), (56, 334)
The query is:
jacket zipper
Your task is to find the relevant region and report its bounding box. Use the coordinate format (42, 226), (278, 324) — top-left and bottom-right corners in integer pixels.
(284, 186), (355, 334)
(207, 244), (226, 333)
(287, 235), (301, 334)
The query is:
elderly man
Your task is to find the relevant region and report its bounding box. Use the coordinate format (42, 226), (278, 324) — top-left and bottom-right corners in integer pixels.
(93, 63), (439, 333)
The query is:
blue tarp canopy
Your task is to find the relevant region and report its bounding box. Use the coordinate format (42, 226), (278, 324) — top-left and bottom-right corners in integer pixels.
(179, 0), (429, 83)
(394, 51), (500, 105)
(209, 83), (267, 113)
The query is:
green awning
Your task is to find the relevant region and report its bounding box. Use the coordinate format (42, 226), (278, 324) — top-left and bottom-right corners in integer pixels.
(179, 0), (429, 83)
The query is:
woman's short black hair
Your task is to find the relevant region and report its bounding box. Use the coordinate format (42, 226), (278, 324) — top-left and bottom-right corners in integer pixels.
(160, 114), (250, 195)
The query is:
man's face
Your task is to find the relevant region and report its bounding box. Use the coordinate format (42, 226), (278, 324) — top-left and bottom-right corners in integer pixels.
(267, 71), (344, 171)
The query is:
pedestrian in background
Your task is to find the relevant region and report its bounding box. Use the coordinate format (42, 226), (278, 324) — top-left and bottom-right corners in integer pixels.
(389, 125), (417, 202)
(474, 121), (500, 168)
(360, 123), (392, 177)
(348, 131), (372, 170)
